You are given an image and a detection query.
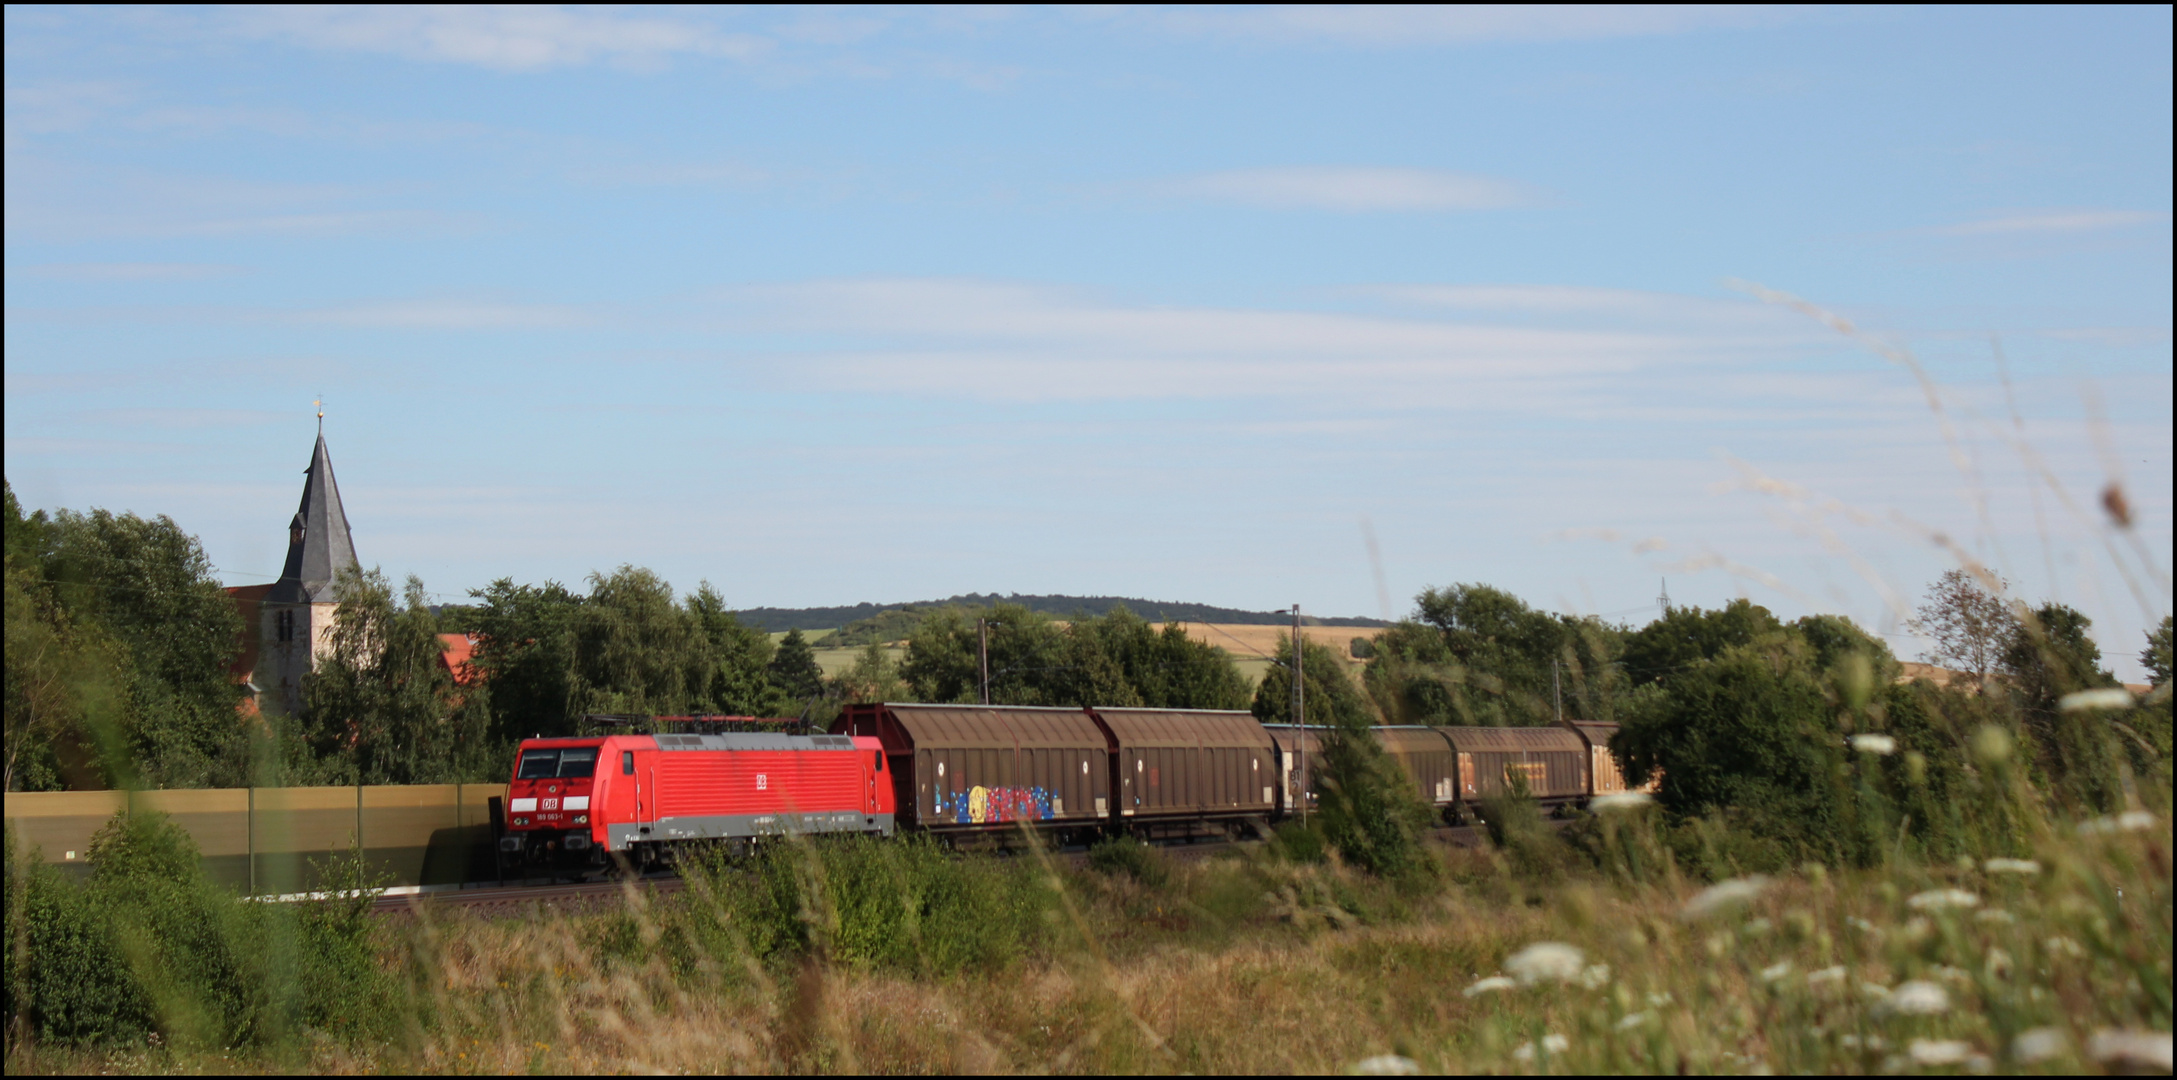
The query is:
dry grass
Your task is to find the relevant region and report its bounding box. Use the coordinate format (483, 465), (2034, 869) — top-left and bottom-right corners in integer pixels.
(14, 809), (2164, 1076)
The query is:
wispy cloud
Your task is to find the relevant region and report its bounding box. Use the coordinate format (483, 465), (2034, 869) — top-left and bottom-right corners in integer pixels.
(1157, 167), (1534, 212)
(224, 6), (769, 72)
(1926, 209), (2172, 236)
(9, 262), (242, 282)
(709, 277), (1804, 405)
(1151, 5), (1795, 47)
(291, 300), (592, 331)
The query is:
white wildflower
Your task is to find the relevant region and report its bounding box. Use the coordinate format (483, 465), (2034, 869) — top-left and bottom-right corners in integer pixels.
(1839, 1033), (1888, 1051)
(2057, 687), (2133, 712)
(1680, 875), (1769, 921)
(1805, 965), (1847, 987)
(1974, 908), (2015, 925)
(1907, 888), (1980, 912)
(1846, 916), (1881, 936)
(1982, 857), (2040, 875)
(2080, 810), (2158, 835)
(1504, 942), (1586, 985)
(1879, 980), (1950, 1017)
(1614, 1011), (1649, 1032)
(1859, 981), (1893, 1002)
(2044, 935), (2086, 959)
(2086, 1030), (2174, 1073)
(1462, 975), (1515, 997)
(1910, 1039), (1973, 1066)
(1983, 947), (2013, 980)
(2085, 1030), (2173, 1073)
(2011, 1027), (2066, 1064)
(1590, 791), (1653, 811)
(1759, 961), (1793, 983)
(1350, 1054), (1420, 1075)
(1850, 733), (1897, 755)
(1511, 1034), (1570, 1063)
(1578, 963), (1612, 989)
(1929, 964), (1972, 985)
(1645, 991), (1674, 1008)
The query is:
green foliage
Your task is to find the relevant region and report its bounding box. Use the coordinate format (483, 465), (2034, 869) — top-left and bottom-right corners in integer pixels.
(5, 810), (392, 1050)
(4, 484), (248, 790)
(467, 571), (795, 740)
(767, 628), (824, 703)
(1256, 633), (1431, 876)
(1363, 585), (1626, 726)
(1086, 835), (1169, 888)
(1251, 636), (1370, 727)
(2003, 603), (2125, 813)
(1620, 598), (1784, 687)
(831, 644), (907, 704)
(302, 569), (496, 784)
(826, 608), (927, 648)
(1614, 635), (1862, 865)
(901, 603), (1247, 709)
(675, 837), (1048, 977)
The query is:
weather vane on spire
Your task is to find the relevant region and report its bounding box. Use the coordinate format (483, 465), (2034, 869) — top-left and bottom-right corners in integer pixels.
(315, 395), (324, 433)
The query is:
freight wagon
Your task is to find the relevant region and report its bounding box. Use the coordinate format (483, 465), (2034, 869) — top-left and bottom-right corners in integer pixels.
(499, 706), (1653, 874)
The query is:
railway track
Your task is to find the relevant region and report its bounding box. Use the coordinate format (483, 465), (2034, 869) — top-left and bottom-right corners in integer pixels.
(368, 821), (1537, 916)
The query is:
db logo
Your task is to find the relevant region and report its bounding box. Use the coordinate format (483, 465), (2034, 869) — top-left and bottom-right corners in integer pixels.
(542, 798), (559, 811)
(756, 774), (768, 791)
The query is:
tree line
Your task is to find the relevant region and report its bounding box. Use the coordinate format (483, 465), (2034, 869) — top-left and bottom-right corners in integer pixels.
(7, 483), (2168, 866)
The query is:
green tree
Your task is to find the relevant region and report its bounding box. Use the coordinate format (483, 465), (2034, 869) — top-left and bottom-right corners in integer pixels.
(2002, 603), (2124, 812)
(1613, 636), (1857, 865)
(1619, 599), (1785, 688)
(832, 643), (908, 704)
(3, 485), (247, 789)
(1253, 633), (1428, 874)
(467, 577), (584, 739)
(766, 628), (825, 704)
(302, 569), (495, 784)
(685, 583), (790, 717)
(900, 604), (1063, 705)
(1363, 584), (1626, 726)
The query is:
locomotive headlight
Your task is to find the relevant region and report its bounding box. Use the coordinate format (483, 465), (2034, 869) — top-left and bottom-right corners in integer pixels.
(574, 814), (588, 824)
(513, 816), (529, 826)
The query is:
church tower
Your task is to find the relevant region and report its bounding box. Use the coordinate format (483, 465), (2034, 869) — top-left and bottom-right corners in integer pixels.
(255, 430), (360, 714)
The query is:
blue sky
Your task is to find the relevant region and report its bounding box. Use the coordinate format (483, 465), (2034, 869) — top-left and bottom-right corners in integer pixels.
(5, 6), (2171, 677)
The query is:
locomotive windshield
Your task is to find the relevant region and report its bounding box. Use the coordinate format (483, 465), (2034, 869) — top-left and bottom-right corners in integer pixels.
(516, 747), (600, 779)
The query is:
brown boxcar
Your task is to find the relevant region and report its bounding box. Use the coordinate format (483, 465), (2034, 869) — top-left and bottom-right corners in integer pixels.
(1088, 708), (1275, 828)
(1373, 726), (1461, 808)
(834, 704), (1110, 834)
(1442, 726), (1589, 804)
(1566, 720), (1659, 797)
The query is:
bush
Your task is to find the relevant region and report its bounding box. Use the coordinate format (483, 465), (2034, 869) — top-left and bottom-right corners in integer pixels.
(676, 836), (1049, 978)
(1086, 835), (1170, 889)
(4, 810), (393, 1051)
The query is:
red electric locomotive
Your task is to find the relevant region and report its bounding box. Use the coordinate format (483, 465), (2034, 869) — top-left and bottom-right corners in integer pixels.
(499, 730), (895, 875)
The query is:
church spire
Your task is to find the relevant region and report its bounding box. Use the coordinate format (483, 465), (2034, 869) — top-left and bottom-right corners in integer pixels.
(268, 430), (359, 604)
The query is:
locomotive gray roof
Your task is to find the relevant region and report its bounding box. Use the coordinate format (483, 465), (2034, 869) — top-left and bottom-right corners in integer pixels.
(267, 433), (360, 605)
(654, 733), (858, 751)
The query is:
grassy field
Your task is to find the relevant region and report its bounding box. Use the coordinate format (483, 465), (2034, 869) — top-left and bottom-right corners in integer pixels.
(10, 801), (2166, 1075)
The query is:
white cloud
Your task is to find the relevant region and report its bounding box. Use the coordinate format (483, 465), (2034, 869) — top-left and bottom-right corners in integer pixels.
(1928, 210), (2172, 236)
(224, 5), (769, 72)
(1153, 5), (1792, 46)
(1160, 167), (1533, 212)
(710, 278), (1800, 404)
